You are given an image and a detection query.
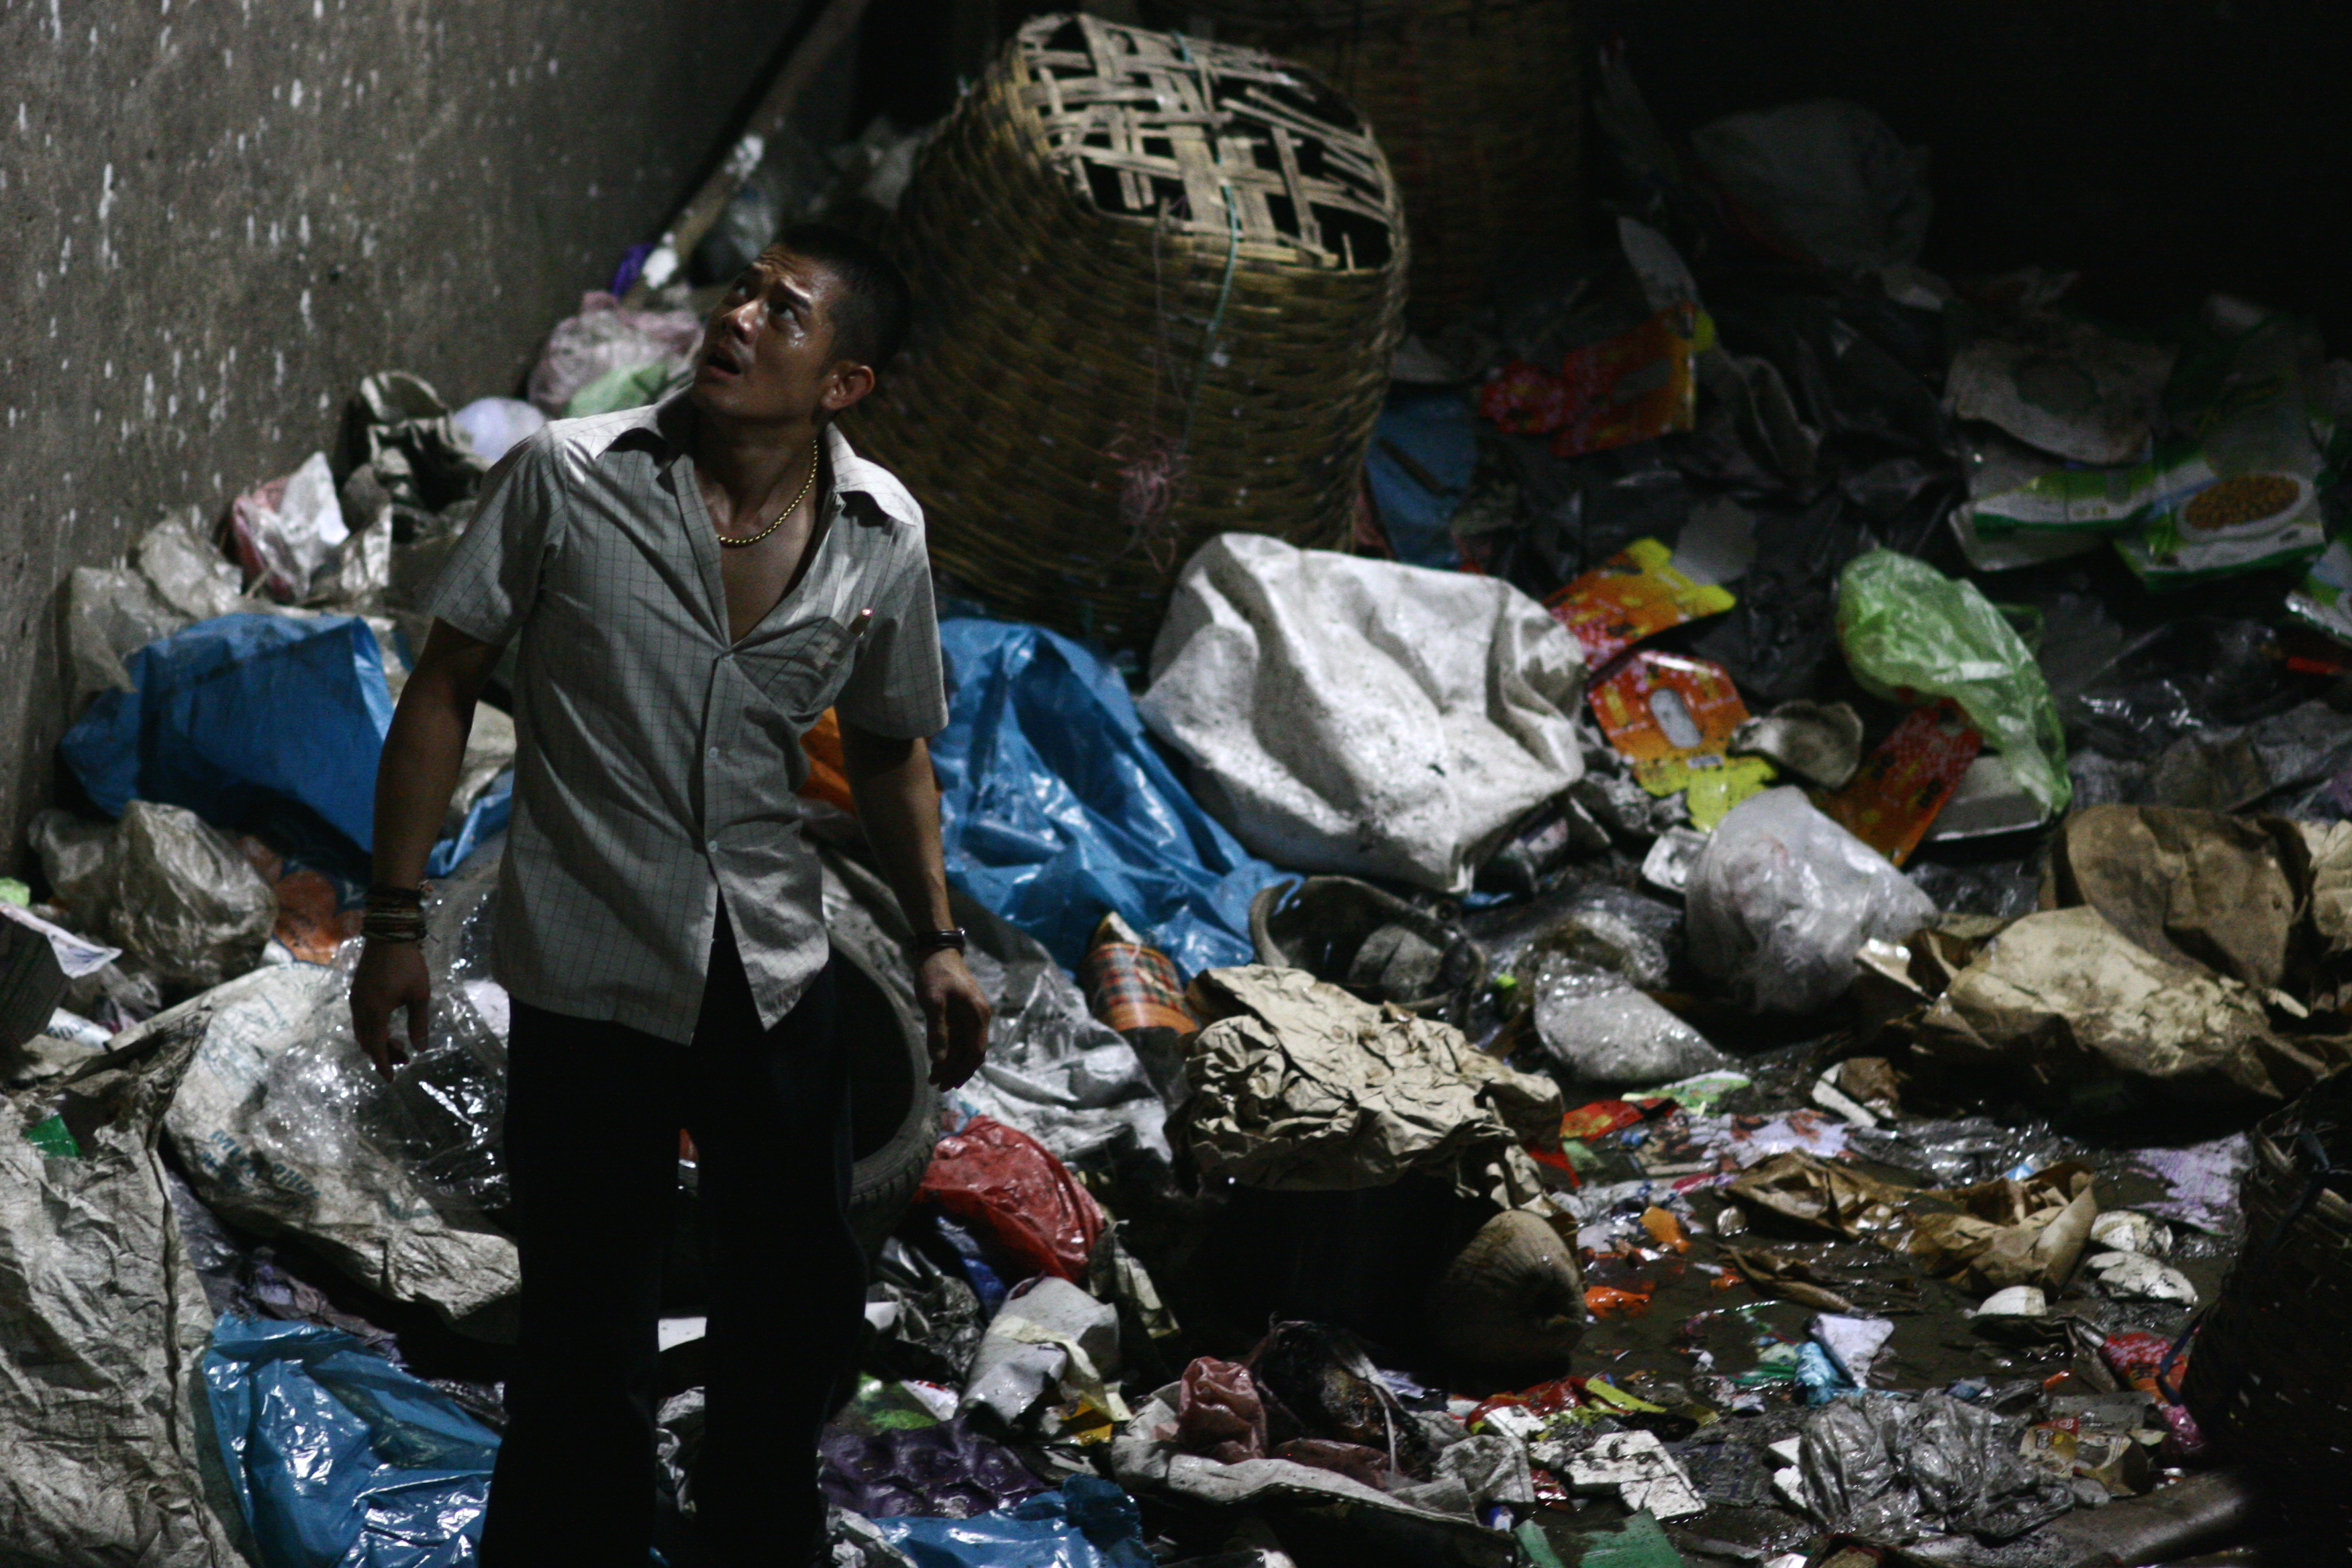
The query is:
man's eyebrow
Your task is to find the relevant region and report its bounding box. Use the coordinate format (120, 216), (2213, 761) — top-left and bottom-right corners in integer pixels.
(763, 275), (815, 312)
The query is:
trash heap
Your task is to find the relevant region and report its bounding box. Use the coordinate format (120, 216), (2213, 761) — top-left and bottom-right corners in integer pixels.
(9, 36), (2352, 1568)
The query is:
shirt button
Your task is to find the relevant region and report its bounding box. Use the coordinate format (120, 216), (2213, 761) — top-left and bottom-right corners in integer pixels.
(707, 744), (720, 758)
(705, 838), (719, 854)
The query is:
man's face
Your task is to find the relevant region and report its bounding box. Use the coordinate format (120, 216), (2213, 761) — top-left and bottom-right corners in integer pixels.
(689, 248), (871, 426)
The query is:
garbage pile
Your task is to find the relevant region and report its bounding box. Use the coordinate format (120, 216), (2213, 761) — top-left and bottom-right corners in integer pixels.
(9, 41), (2352, 1568)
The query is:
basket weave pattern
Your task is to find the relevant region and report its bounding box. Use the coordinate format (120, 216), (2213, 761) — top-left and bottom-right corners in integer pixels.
(1193, 0), (1583, 328)
(845, 13), (1406, 652)
(2181, 1089), (2352, 1532)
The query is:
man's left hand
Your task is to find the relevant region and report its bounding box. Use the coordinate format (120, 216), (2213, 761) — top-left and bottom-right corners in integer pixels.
(916, 948), (991, 1089)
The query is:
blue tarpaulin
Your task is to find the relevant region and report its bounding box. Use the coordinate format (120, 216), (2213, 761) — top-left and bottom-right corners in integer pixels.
(203, 1316), (499, 1568)
(873, 1477), (1153, 1568)
(932, 618), (1277, 978)
(1365, 389), (1476, 571)
(60, 614), (507, 877)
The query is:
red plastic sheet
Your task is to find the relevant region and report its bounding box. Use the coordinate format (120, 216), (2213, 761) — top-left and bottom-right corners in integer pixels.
(918, 1116), (1108, 1283)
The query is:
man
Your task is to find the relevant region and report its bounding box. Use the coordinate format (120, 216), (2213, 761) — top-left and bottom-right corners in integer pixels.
(351, 224), (990, 1568)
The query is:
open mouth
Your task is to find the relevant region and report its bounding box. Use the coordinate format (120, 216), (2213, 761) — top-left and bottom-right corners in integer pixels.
(697, 344), (748, 381)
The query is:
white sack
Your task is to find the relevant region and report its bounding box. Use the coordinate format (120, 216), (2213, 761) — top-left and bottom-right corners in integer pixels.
(0, 1011), (248, 1566)
(1686, 787), (1938, 1014)
(1140, 534), (1586, 893)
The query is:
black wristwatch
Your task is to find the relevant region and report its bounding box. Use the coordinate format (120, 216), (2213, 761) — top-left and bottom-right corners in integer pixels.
(912, 927), (969, 956)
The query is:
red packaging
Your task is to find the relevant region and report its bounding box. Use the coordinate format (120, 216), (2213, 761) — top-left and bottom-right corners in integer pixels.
(1814, 700), (1982, 866)
(918, 1115), (1108, 1283)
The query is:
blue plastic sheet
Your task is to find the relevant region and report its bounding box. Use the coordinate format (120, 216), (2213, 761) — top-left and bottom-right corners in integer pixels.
(1366, 389), (1476, 571)
(203, 1315), (499, 1568)
(932, 618), (1277, 977)
(60, 613), (508, 874)
(872, 1477), (1152, 1568)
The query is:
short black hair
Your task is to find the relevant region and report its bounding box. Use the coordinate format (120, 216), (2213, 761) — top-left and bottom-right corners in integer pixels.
(767, 222), (912, 374)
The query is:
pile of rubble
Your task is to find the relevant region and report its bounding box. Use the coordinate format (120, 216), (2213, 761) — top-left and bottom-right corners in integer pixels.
(7, 38), (2352, 1568)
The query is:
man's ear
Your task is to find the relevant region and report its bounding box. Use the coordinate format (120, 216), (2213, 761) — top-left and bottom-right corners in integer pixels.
(822, 360), (877, 415)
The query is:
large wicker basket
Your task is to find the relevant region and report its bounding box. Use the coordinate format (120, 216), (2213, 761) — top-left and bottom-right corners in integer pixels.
(845, 13), (1406, 653)
(1179, 0), (1582, 329)
(2181, 1073), (2352, 1540)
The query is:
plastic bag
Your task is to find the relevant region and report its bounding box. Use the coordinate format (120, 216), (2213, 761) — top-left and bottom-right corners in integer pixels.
(871, 1477), (1153, 1568)
(527, 291), (703, 416)
(203, 1315), (499, 1568)
(1686, 787), (1938, 1014)
(228, 452), (348, 602)
(1138, 534), (1586, 893)
(64, 563), (181, 715)
(932, 618), (1277, 977)
(337, 372), (489, 513)
(822, 851), (1170, 1173)
(1836, 550), (2071, 818)
(151, 959), (520, 1329)
(919, 1115), (1108, 1285)
(1525, 953), (1729, 1087)
(821, 1417), (1049, 1520)
(961, 1275), (1127, 1436)
(60, 612), (509, 872)
(1794, 1390), (2075, 1542)
(1689, 99), (1930, 272)
(32, 801), (275, 991)
(450, 395), (547, 466)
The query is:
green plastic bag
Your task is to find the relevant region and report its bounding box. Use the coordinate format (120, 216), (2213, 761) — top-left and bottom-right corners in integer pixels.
(563, 359), (673, 418)
(1836, 550), (2071, 818)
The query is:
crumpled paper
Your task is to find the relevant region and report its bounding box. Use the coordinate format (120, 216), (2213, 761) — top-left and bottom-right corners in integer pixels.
(1727, 1150), (1916, 1242)
(1178, 966), (1561, 1204)
(2050, 805), (2312, 991)
(1906, 1161), (2098, 1294)
(1140, 532), (1586, 894)
(1729, 1150), (2099, 1297)
(1914, 905), (2352, 1106)
(1904, 807), (2352, 1105)
(0, 1010), (248, 1566)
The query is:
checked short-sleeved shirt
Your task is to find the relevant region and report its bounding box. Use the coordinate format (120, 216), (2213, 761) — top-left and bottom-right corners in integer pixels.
(422, 395), (948, 1042)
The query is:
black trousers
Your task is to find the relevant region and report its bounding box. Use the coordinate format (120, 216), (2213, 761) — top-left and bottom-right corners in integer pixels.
(481, 910), (864, 1568)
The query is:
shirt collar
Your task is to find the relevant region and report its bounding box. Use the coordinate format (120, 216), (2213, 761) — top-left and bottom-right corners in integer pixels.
(593, 393), (919, 528)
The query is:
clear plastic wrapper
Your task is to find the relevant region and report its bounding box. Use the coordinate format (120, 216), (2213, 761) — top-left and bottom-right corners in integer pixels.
(151, 952), (518, 1330)
(1524, 952), (1729, 1087)
(1686, 787), (1938, 1014)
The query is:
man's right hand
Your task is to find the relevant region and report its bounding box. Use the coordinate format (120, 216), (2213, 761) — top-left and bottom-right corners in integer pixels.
(351, 939), (430, 1079)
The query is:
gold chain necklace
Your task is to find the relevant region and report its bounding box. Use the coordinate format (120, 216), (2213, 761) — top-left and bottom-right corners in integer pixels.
(715, 438), (822, 548)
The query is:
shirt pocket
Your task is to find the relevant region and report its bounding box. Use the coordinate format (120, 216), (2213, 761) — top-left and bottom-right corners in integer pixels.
(734, 617), (857, 725)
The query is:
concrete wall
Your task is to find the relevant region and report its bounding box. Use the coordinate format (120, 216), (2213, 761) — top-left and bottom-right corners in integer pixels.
(0, 0), (846, 865)
(1593, 1), (2352, 344)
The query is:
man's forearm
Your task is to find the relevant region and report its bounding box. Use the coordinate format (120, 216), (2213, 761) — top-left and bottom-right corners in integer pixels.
(840, 728), (954, 938)
(372, 623), (501, 889)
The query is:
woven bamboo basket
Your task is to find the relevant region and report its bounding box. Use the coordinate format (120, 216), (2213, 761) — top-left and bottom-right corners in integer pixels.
(1180, 0), (1582, 329)
(844, 13), (1406, 654)
(2181, 1071), (2352, 1536)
